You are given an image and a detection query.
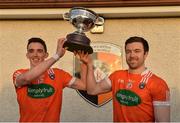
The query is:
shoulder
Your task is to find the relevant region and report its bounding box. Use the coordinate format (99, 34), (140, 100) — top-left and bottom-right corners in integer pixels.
(12, 69), (28, 81)
(51, 68), (66, 73)
(109, 69), (127, 80)
(51, 68), (71, 76)
(151, 74), (168, 85)
(14, 69), (28, 73)
(148, 73), (169, 90)
(147, 73), (169, 101)
(13, 69), (28, 76)
(110, 69), (127, 76)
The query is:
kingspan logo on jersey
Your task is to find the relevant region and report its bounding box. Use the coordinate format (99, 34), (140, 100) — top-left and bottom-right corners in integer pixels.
(74, 42), (122, 107)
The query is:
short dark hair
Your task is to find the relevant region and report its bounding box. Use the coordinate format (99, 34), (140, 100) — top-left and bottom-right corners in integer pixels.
(27, 37), (47, 52)
(125, 36), (149, 53)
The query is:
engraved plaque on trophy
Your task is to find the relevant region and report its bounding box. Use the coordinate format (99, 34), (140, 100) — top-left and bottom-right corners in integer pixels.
(63, 7), (104, 54)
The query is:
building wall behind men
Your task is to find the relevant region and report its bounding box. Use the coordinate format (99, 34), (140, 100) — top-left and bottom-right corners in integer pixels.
(0, 18), (179, 121)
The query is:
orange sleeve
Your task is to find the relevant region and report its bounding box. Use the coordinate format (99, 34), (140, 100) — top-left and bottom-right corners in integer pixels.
(12, 69), (24, 86)
(56, 69), (73, 88)
(109, 71), (119, 84)
(12, 69), (28, 91)
(148, 76), (169, 101)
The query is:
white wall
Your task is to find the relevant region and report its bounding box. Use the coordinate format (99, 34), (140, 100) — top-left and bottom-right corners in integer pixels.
(0, 18), (179, 121)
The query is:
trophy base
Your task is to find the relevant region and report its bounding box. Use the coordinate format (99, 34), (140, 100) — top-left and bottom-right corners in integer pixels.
(63, 33), (93, 54)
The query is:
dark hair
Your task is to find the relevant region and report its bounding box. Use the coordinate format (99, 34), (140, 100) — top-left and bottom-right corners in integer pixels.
(27, 37), (47, 52)
(125, 36), (149, 53)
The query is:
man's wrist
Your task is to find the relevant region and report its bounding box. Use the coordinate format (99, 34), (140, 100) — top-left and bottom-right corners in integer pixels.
(52, 54), (60, 61)
(87, 63), (93, 68)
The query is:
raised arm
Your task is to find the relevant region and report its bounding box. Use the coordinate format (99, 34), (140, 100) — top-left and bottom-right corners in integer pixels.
(68, 51), (87, 91)
(82, 54), (112, 95)
(15, 38), (66, 87)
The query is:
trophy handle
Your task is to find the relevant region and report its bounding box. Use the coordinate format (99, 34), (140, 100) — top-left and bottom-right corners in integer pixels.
(63, 12), (70, 20)
(95, 17), (104, 26)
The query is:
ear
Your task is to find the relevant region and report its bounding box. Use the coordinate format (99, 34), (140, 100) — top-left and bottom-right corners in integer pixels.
(45, 52), (49, 58)
(26, 52), (29, 59)
(144, 51), (148, 59)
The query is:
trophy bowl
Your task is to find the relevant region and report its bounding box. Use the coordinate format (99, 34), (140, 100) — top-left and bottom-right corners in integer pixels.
(63, 7), (104, 54)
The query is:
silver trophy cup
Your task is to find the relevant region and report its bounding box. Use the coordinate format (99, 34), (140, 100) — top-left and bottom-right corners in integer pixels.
(63, 7), (104, 54)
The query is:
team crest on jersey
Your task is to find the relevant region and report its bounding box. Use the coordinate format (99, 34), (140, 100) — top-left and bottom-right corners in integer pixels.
(48, 69), (55, 80)
(74, 42), (122, 107)
(27, 83), (55, 98)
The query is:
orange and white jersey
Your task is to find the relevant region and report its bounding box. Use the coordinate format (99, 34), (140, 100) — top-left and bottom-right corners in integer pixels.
(12, 68), (75, 122)
(105, 69), (170, 122)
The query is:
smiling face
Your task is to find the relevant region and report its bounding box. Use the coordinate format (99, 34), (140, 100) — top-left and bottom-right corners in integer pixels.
(125, 42), (148, 71)
(26, 42), (48, 68)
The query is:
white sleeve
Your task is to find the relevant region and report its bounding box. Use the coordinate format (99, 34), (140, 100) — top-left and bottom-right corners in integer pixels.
(68, 77), (76, 86)
(153, 101), (170, 106)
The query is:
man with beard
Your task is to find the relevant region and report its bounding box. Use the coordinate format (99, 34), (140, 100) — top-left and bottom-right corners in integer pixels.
(81, 36), (170, 122)
(12, 37), (87, 122)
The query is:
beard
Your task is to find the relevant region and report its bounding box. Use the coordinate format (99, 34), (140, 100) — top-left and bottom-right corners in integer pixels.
(128, 63), (139, 69)
(126, 58), (144, 70)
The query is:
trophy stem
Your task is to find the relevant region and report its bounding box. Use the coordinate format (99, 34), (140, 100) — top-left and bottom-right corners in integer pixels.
(77, 24), (84, 33)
